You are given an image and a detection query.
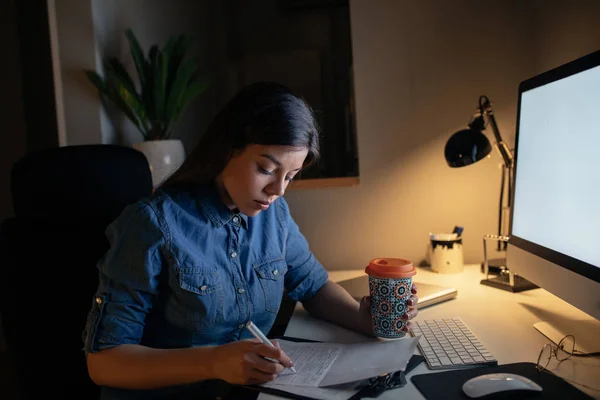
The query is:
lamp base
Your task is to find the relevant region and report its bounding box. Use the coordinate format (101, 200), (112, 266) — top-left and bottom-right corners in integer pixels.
(480, 273), (538, 293)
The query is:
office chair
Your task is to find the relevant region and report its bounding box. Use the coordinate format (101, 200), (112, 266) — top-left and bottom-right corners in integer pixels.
(0, 144), (153, 399)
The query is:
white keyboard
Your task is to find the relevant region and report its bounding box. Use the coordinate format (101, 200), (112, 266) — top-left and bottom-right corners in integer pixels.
(411, 317), (498, 370)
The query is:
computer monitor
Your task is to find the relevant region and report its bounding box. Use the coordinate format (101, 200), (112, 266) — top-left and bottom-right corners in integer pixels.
(507, 49), (600, 353)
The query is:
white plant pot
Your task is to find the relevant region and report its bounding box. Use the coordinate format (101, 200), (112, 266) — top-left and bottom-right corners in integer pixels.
(133, 139), (185, 188)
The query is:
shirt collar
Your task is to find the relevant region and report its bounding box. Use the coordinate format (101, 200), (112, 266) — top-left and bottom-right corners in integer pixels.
(195, 184), (248, 229)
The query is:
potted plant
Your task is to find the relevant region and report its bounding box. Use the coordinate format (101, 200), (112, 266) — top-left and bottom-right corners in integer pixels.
(85, 28), (209, 187)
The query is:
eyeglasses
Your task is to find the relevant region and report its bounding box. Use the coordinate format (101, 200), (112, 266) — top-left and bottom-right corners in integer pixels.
(536, 334), (578, 371)
(536, 334), (600, 392)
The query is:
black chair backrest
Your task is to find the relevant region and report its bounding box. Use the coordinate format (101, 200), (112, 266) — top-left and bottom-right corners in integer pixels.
(11, 144), (152, 223)
(0, 144), (152, 399)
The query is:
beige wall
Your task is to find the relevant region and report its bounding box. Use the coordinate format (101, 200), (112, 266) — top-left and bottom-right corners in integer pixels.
(284, 0), (600, 270)
(51, 0), (600, 270)
(286, 0), (531, 269)
(50, 0), (102, 146)
(530, 0), (600, 73)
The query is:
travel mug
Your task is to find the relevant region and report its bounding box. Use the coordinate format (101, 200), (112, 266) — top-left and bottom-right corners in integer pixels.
(365, 258), (416, 339)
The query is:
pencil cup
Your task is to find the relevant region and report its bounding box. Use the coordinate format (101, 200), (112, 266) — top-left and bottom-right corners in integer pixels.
(365, 258), (416, 340)
(429, 235), (464, 274)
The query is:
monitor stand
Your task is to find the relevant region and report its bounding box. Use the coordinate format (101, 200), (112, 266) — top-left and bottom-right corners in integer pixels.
(480, 268), (538, 293)
(481, 237), (538, 292)
(534, 318), (600, 355)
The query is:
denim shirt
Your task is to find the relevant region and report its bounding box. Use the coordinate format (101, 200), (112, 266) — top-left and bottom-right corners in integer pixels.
(83, 183), (328, 399)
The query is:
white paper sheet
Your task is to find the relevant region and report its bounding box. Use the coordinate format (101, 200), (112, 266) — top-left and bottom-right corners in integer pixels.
(264, 379), (364, 400)
(261, 336), (419, 389)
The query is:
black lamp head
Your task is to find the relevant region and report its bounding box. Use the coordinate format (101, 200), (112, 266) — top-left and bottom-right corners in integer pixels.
(444, 115), (492, 168)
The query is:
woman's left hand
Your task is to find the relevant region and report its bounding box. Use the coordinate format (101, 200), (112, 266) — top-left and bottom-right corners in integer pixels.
(358, 283), (419, 336)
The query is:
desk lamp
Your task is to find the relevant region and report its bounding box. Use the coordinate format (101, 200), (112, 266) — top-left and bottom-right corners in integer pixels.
(444, 95), (536, 292)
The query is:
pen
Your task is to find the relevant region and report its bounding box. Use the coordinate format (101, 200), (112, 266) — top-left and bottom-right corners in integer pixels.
(452, 225), (464, 236)
(245, 321), (297, 373)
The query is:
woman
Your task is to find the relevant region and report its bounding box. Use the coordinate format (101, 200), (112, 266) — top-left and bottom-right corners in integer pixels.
(83, 81), (419, 399)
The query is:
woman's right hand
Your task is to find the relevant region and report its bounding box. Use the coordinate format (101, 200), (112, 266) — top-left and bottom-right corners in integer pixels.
(211, 339), (294, 385)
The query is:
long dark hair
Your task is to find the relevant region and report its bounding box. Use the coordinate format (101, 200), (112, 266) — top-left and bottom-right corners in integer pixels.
(160, 81), (320, 188)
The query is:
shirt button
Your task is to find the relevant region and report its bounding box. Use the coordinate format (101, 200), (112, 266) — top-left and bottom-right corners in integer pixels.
(238, 324), (245, 329)
(95, 297), (102, 305)
(233, 216), (240, 224)
(200, 285), (207, 291)
(230, 251), (237, 258)
(273, 269), (279, 275)
(237, 288), (245, 294)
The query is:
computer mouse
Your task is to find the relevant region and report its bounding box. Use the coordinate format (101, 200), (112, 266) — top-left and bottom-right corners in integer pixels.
(462, 373), (543, 398)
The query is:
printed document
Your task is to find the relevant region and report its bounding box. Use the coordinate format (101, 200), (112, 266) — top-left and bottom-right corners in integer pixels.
(261, 336), (419, 388)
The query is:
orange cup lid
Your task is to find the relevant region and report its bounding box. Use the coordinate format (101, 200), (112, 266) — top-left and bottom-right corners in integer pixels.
(365, 258), (416, 279)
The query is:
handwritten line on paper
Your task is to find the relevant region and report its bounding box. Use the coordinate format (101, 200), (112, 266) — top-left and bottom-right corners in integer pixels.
(261, 336), (420, 388)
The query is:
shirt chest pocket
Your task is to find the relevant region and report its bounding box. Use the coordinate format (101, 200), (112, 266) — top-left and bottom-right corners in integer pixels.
(253, 258), (288, 314)
(175, 267), (224, 329)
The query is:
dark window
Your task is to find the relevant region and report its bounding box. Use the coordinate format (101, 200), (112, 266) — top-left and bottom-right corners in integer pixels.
(225, 0), (358, 179)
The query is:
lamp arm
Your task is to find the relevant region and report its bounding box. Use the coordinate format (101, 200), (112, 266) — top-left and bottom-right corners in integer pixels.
(487, 113), (514, 168)
(492, 113), (514, 251)
(479, 96), (515, 252)
(480, 96), (514, 169)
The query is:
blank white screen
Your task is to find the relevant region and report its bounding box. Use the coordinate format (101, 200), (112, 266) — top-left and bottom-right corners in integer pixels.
(512, 65), (600, 267)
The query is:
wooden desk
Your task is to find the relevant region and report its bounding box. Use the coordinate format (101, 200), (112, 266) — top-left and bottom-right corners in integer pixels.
(259, 264), (600, 399)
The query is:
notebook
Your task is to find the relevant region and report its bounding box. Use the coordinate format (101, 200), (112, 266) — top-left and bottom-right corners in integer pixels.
(337, 274), (457, 309)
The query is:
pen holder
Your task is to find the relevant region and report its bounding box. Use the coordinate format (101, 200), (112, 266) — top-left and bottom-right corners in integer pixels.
(429, 235), (464, 274)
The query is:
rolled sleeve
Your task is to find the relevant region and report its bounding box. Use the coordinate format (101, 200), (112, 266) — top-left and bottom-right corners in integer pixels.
(83, 201), (166, 354)
(279, 198), (328, 302)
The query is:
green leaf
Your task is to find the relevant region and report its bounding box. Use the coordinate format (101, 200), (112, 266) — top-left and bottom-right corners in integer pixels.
(153, 49), (168, 130)
(144, 45), (159, 123)
(125, 29), (155, 127)
(118, 84), (148, 130)
(166, 35), (193, 93)
(161, 36), (177, 63)
(167, 76), (210, 131)
(85, 70), (108, 94)
(164, 57), (198, 125)
(85, 29), (208, 141)
(102, 59), (149, 132)
(107, 84), (148, 139)
(124, 29), (147, 89)
(86, 70), (148, 138)
(104, 57), (136, 94)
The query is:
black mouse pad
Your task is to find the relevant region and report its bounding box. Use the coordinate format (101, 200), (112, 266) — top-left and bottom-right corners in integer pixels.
(411, 362), (594, 400)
